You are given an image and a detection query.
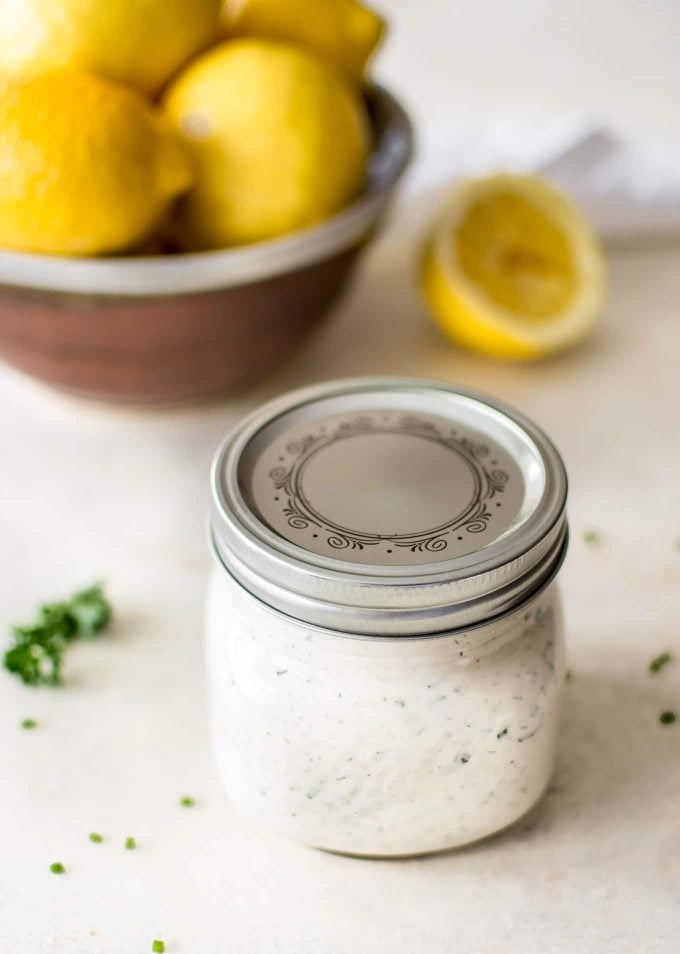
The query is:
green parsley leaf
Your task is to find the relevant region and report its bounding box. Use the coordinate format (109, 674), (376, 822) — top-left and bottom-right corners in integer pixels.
(49, 862), (65, 874)
(649, 652), (672, 674)
(67, 585), (112, 639)
(124, 836), (136, 850)
(20, 718), (38, 729)
(660, 711), (676, 725)
(5, 638), (62, 687)
(4, 584), (112, 686)
(179, 796), (195, 808)
(89, 832), (103, 844)
(152, 941), (165, 953)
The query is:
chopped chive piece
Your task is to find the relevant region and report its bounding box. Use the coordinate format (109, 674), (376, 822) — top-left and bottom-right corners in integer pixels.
(660, 711), (676, 725)
(89, 832), (103, 843)
(124, 836), (136, 850)
(582, 529), (600, 544)
(49, 862), (65, 874)
(565, 670), (572, 682)
(179, 796), (195, 807)
(152, 941), (165, 953)
(21, 718), (38, 729)
(649, 652), (672, 674)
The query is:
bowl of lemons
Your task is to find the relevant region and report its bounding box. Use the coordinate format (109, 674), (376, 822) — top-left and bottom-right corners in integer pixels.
(0, 0), (412, 402)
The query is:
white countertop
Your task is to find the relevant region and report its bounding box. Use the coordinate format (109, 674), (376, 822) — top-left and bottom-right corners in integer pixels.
(2, 2), (680, 951)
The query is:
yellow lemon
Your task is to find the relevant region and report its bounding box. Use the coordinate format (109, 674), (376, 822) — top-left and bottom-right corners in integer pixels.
(0, 0), (222, 95)
(421, 173), (606, 360)
(221, 0), (386, 80)
(0, 72), (192, 256)
(164, 39), (370, 249)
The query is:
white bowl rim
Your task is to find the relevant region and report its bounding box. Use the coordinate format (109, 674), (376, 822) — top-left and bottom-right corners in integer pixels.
(0, 83), (413, 297)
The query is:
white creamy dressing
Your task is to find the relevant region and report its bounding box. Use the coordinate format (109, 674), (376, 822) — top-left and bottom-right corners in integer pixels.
(206, 569), (565, 857)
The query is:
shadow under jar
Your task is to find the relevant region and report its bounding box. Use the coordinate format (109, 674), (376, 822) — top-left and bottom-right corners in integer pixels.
(206, 377), (569, 857)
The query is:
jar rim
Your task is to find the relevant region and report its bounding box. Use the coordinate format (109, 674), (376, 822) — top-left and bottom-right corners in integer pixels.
(208, 523), (568, 642)
(209, 377), (569, 635)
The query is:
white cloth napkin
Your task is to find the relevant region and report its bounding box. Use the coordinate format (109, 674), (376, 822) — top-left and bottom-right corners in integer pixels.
(411, 118), (680, 243)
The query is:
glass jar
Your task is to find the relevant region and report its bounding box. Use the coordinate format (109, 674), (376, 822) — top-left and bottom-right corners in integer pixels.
(206, 377), (568, 857)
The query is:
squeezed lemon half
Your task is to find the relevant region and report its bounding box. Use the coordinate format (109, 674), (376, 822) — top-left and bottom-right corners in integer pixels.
(421, 173), (606, 359)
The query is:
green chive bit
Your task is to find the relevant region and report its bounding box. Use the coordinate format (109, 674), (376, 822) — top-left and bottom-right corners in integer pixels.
(152, 941), (165, 953)
(582, 529), (600, 544)
(649, 652), (672, 674)
(49, 862), (65, 874)
(660, 711), (676, 725)
(89, 832), (103, 844)
(565, 670), (573, 682)
(21, 718), (38, 729)
(124, 836), (136, 850)
(180, 796), (195, 808)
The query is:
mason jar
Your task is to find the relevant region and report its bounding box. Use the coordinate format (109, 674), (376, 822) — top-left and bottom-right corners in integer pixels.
(206, 377), (568, 857)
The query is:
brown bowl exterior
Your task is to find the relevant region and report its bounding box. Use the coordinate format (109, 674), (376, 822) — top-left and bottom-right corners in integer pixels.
(0, 246), (362, 403)
(0, 84), (412, 403)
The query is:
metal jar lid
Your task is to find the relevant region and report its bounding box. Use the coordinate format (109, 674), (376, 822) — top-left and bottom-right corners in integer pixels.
(209, 377), (568, 636)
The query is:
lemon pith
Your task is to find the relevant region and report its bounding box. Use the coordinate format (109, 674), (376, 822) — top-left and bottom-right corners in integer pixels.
(457, 190), (578, 320)
(421, 173), (605, 360)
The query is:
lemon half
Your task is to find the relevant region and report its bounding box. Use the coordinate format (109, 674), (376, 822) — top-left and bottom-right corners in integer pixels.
(421, 173), (605, 359)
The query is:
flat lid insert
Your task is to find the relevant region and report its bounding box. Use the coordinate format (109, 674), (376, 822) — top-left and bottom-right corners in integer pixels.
(239, 407), (525, 567)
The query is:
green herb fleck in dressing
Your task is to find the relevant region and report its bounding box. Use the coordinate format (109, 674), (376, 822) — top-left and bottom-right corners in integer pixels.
(89, 833), (103, 844)
(180, 796), (195, 808)
(582, 529), (600, 544)
(20, 718), (38, 729)
(152, 941), (165, 953)
(49, 862), (65, 874)
(124, 836), (136, 850)
(659, 711), (676, 725)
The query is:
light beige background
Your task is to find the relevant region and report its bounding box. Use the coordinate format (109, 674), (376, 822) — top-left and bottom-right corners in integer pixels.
(1, 2), (679, 951)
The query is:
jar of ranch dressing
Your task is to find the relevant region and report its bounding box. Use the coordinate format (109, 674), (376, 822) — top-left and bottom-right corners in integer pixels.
(206, 377), (568, 857)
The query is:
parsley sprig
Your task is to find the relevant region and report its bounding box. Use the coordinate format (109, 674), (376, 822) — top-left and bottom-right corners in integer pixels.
(4, 584), (111, 686)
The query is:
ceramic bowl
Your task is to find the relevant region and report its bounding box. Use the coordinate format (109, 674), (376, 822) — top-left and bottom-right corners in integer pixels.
(0, 85), (413, 403)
